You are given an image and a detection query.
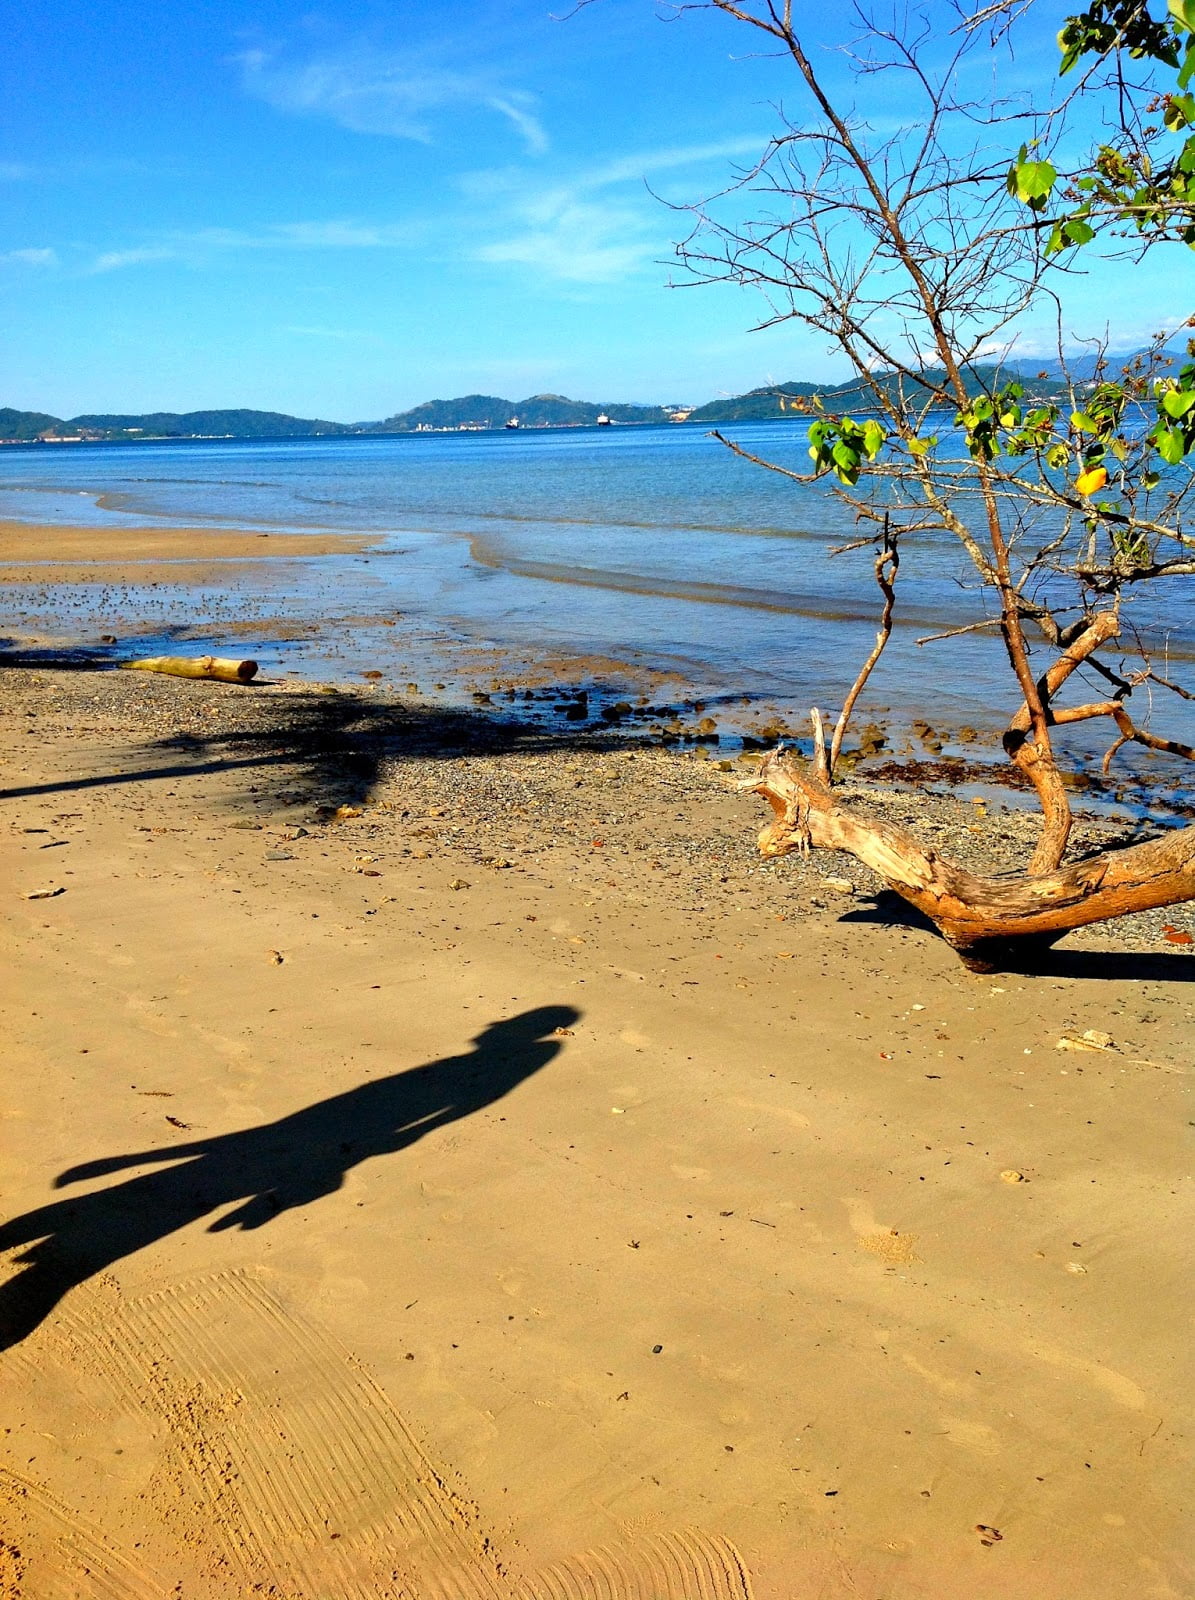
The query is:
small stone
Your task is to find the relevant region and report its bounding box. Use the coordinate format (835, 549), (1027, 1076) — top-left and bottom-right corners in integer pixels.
(264, 849), (293, 861)
(1057, 1029), (1116, 1053)
(22, 886), (64, 899)
(449, 879), (470, 891)
(1000, 1169), (1027, 1184)
(1065, 1261), (1089, 1274)
(821, 877), (856, 895)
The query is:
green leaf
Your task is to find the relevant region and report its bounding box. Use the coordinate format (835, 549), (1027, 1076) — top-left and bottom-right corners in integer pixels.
(1063, 217), (1096, 245)
(1169, 0), (1195, 35)
(1070, 410), (1097, 433)
(1011, 157), (1058, 211)
(1155, 425), (1186, 464)
(861, 419), (886, 458)
(1161, 386), (1195, 417)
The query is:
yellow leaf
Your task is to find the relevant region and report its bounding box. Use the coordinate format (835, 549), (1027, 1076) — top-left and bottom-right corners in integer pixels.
(1074, 465), (1107, 496)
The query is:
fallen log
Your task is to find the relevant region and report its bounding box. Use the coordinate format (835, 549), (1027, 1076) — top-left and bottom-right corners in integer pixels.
(122, 655), (258, 684)
(747, 748), (1195, 970)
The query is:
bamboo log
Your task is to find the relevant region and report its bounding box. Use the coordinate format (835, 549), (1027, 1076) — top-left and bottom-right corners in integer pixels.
(123, 655), (258, 684)
(746, 748), (1195, 969)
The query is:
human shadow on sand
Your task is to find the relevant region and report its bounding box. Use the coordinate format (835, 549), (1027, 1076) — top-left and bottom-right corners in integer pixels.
(0, 1005), (578, 1351)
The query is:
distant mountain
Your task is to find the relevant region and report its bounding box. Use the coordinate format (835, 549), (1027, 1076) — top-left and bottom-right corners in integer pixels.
(686, 365), (1073, 423)
(0, 406), (63, 441)
(7, 351), (1182, 447)
(369, 392), (672, 432)
(70, 408), (358, 439)
(0, 407), (360, 443)
(1006, 343), (1187, 385)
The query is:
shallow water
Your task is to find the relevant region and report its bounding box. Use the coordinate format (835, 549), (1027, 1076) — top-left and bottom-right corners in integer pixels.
(2, 423), (1191, 808)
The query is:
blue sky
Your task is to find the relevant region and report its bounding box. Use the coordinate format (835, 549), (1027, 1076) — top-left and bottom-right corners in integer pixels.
(1, 0), (1185, 418)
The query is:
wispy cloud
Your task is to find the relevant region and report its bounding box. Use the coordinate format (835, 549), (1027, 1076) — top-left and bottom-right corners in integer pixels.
(283, 324), (373, 340)
(476, 198), (653, 283)
(467, 136), (765, 285)
(237, 42), (548, 154)
(87, 220), (418, 272)
(0, 246), (58, 267)
(91, 245), (179, 272)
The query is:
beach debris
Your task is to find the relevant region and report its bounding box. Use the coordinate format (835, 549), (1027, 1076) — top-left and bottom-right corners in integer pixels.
(334, 805), (363, 821)
(123, 654), (258, 684)
(1066, 1261), (1089, 1274)
(652, 1344), (663, 1354)
(1056, 1029), (1117, 1054)
(229, 819), (261, 830)
(1163, 924), (1193, 945)
(975, 1525), (1003, 1547)
(22, 886), (64, 899)
(361, 669), (384, 680)
(100, 633), (117, 644)
(267, 950), (284, 964)
(165, 1115), (191, 1130)
(449, 878), (471, 890)
(1000, 1169), (1027, 1184)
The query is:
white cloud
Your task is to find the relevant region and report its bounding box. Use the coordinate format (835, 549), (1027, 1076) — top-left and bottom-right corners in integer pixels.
(90, 245), (179, 272)
(88, 220), (418, 272)
(477, 199), (653, 282)
(1, 246), (59, 267)
(467, 136), (766, 285)
(237, 43), (548, 154)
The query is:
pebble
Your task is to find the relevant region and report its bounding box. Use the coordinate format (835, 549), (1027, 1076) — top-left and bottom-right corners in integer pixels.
(4, 667), (1188, 957)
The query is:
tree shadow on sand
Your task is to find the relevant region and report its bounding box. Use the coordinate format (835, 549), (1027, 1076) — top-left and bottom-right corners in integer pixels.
(0, 1005), (579, 1351)
(841, 892), (1194, 981)
(0, 674), (665, 807)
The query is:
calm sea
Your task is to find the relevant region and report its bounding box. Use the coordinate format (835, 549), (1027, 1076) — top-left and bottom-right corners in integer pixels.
(2, 422), (1191, 782)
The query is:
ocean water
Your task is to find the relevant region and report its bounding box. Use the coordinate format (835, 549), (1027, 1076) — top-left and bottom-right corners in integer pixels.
(1, 422), (1191, 787)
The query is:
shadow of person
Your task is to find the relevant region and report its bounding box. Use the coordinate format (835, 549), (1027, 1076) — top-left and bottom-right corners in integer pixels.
(0, 1005), (579, 1352)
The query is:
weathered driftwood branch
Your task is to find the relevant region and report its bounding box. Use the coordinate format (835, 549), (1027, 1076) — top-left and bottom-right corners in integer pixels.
(123, 655), (258, 684)
(745, 748), (1195, 969)
(1004, 611), (1120, 874)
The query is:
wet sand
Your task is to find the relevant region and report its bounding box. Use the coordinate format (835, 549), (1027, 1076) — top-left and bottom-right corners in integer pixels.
(0, 519), (379, 587)
(1, 664), (1191, 1599)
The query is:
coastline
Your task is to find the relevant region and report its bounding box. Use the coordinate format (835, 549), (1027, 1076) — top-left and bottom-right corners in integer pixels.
(1, 661), (1191, 1597)
(3, 515), (1193, 832)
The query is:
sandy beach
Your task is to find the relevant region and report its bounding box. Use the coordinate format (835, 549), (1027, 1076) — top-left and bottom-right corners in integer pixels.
(1, 632), (1192, 1599)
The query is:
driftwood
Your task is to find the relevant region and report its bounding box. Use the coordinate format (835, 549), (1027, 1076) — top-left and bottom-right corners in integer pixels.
(123, 655), (258, 684)
(746, 748), (1195, 970)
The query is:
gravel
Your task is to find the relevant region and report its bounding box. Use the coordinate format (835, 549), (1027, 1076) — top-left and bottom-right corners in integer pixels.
(3, 665), (1191, 956)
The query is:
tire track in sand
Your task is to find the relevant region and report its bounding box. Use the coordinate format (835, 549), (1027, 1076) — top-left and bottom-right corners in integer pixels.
(0, 1467), (167, 1600)
(527, 1529), (754, 1600)
(41, 1269), (752, 1600)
